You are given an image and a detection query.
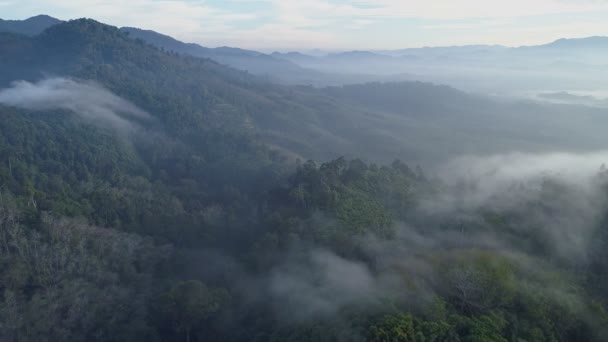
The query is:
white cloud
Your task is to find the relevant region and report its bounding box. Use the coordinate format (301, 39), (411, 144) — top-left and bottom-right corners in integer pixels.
(3, 0), (257, 42)
(350, 0), (608, 19)
(0, 78), (149, 130)
(217, 0), (608, 48)
(4, 0), (608, 49)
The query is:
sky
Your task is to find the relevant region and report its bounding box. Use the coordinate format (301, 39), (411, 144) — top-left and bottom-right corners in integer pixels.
(2, 0), (608, 50)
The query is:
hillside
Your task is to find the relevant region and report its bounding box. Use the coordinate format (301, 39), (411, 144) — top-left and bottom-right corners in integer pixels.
(4, 19), (608, 166)
(1, 18), (608, 341)
(120, 26), (317, 83)
(120, 26), (404, 86)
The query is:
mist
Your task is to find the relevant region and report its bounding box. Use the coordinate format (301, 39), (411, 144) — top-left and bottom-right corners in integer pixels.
(250, 150), (608, 328)
(0, 78), (149, 130)
(2, 15), (608, 341)
(435, 151), (608, 207)
(271, 41), (608, 98)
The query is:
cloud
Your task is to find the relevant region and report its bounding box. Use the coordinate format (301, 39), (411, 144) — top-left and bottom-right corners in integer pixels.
(4, 0), (608, 49)
(267, 150), (608, 320)
(436, 151), (608, 204)
(1, 0), (257, 43)
(351, 0), (608, 19)
(270, 249), (378, 318)
(421, 151), (608, 262)
(0, 78), (149, 130)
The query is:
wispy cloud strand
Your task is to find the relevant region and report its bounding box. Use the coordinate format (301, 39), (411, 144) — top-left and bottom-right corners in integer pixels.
(0, 78), (149, 130)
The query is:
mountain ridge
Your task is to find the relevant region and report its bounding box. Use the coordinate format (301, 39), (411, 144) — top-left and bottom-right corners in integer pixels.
(3, 18), (608, 167)
(0, 14), (62, 36)
(4, 15), (608, 60)
(120, 26), (309, 82)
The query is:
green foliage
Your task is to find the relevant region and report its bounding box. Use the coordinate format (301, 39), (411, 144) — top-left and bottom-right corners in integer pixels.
(0, 197), (171, 341)
(271, 158), (421, 242)
(369, 313), (459, 342)
(0, 18), (607, 342)
(157, 280), (230, 342)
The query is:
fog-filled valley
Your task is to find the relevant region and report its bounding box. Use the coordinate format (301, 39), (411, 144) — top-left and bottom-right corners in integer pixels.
(1, 14), (608, 342)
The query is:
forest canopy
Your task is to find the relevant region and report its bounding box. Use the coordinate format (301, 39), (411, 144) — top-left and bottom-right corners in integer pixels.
(0, 18), (607, 342)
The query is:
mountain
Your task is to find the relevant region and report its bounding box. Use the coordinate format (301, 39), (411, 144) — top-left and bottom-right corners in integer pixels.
(17, 15), (608, 94)
(376, 44), (508, 57)
(276, 37), (608, 94)
(326, 50), (395, 61)
(120, 26), (335, 85)
(538, 36), (608, 50)
(271, 51), (317, 63)
(1, 17), (608, 342)
(0, 14), (62, 36)
(1, 16), (371, 85)
(3, 19), (608, 166)
(272, 46), (508, 76)
(0, 19), (400, 165)
(120, 26), (414, 86)
(120, 26), (212, 55)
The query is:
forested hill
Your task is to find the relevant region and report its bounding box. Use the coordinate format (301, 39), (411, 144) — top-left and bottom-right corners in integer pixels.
(0, 15), (392, 86)
(0, 18), (297, 240)
(0, 19), (374, 162)
(120, 26), (324, 84)
(4, 19), (608, 166)
(1, 18), (608, 341)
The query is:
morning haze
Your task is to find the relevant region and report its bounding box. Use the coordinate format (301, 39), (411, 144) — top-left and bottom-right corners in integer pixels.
(1, 2), (608, 341)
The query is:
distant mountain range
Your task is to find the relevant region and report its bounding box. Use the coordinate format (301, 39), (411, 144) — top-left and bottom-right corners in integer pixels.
(4, 15), (608, 58)
(119, 26), (317, 83)
(121, 27), (411, 85)
(540, 36), (608, 49)
(271, 36), (608, 65)
(1, 13), (608, 105)
(0, 15), (393, 85)
(3, 15), (608, 92)
(272, 37), (608, 94)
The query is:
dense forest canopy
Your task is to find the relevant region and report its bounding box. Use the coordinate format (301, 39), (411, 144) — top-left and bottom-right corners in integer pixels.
(0, 18), (607, 342)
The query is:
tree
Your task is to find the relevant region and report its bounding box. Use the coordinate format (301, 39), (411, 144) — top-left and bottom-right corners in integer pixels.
(163, 280), (230, 342)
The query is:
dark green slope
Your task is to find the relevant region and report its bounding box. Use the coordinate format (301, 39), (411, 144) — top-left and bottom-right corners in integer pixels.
(0, 19), (294, 245)
(1, 19), (263, 132)
(0, 19), (341, 158)
(0, 19), (380, 165)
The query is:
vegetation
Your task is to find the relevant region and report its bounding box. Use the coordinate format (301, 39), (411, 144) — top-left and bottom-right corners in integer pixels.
(0, 18), (607, 342)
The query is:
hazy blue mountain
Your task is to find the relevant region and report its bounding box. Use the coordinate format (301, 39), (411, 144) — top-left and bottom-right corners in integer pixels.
(271, 51), (318, 63)
(120, 26), (337, 85)
(119, 26), (416, 86)
(275, 37), (608, 95)
(537, 36), (608, 50)
(325, 50), (395, 61)
(4, 15), (608, 94)
(378, 44), (508, 57)
(0, 14), (62, 36)
(1, 17), (380, 86)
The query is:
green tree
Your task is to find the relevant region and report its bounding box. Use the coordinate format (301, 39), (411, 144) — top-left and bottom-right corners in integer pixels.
(162, 280), (230, 342)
